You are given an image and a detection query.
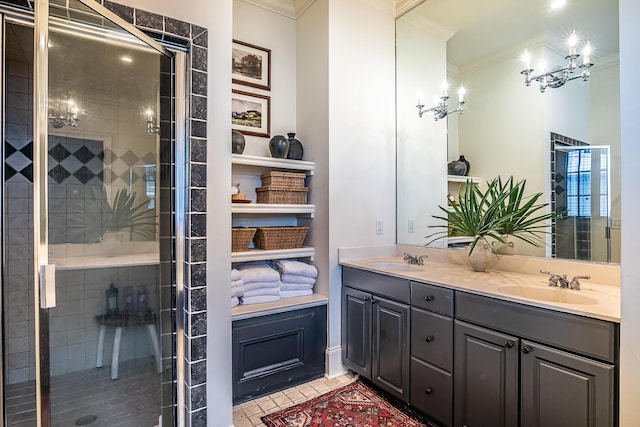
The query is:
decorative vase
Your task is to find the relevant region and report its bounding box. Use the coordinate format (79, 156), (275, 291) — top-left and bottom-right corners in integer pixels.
(100, 230), (128, 257)
(232, 130), (245, 154)
(286, 132), (304, 160)
(269, 135), (290, 158)
(459, 155), (470, 176)
(492, 236), (515, 256)
(468, 240), (495, 272)
(447, 160), (467, 176)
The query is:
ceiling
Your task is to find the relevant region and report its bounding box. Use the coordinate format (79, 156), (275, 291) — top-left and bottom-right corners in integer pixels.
(406, 0), (619, 67)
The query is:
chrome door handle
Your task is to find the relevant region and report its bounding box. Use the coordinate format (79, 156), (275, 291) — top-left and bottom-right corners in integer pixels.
(39, 264), (56, 308)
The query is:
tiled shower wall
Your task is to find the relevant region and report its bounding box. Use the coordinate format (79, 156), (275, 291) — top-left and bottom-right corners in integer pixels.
(2, 1), (209, 425)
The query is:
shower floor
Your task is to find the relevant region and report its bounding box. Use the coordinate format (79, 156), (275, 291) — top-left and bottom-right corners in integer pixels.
(4, 358), (162, 427)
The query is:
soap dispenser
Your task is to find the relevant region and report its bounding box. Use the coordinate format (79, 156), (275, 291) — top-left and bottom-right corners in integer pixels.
(106, 283), (119, 317)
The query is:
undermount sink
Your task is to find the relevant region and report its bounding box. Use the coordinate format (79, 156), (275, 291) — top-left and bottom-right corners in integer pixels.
(366, 261), (424, 272)
(497, 286), (598, 305)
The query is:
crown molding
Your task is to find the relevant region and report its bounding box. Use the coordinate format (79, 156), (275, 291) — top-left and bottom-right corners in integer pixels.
(396, 0), (425, 18)
(401, 12), (456, 41)
(591, 53), (619, 72)
(361, 0), (396, 16)
(239, 0), (296, 19)
(294, 0), (316, 18)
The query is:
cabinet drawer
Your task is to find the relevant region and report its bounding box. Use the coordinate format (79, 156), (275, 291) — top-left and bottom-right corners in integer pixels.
(343, 267), (410, 303)
(411, 281), (454, 316)
(411, 308), (453, 372)
(411, 357), (452, 427)
(456, 291), (618, 363)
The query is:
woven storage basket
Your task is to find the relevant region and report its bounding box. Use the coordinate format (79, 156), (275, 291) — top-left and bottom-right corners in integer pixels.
(231, 227), (256, 252)
(260, 171), (307, 188)
(256, 186), (308, 204)
(254, 226), (309, 250)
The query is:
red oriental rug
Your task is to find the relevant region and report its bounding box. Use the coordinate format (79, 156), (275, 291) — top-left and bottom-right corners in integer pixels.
(261, 380), (429, 427)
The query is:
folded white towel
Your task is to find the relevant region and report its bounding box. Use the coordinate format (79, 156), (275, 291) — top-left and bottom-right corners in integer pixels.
(231, 286), (244, 298)
(276, 260), (318, 278)
(280, 289), (313, 299)
(231, 279), (243, 288)
(237, 261), (269, 269)
(241, 295), (280, 305)
(244, 287), (281, 297)
(231, 296), (239, 307)
(231, 269), (241, 281)
(280, 282), (314, 291)
(244, 280), (281, 292)
(240, 266), (280, 283)
(281, 274), (316, 285)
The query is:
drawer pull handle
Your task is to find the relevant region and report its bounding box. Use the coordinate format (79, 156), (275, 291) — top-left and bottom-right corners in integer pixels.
(362, 296), (370, 302)
(370, 297), (377, 304)
(424, 335), (434, 343)
(522, 345), (533, 354)
(425, 387), (433, 394)
(424, 295), (434, 302)
(504, 340), (514, 349)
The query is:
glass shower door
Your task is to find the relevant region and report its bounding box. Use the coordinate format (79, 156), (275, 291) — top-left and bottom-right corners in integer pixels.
(32, 1), (172, 425)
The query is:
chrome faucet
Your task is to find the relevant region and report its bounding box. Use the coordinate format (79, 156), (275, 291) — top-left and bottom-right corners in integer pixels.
(404, 253), (427, 266)
(569, 275), (591, 290)
(540, 269), (569, 288)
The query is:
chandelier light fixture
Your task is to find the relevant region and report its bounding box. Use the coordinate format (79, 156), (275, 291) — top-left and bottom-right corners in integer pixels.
(48, 98), (83, 129)
(417, 82), (465, 121)
(520, 32), (593, 93)
(145, 109), (160, 135)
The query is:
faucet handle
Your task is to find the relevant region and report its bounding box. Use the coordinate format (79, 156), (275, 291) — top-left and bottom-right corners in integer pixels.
(569, 275), (591, 290)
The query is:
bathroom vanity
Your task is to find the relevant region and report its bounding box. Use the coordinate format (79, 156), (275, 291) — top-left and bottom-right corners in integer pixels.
(341, 256), (619, 427)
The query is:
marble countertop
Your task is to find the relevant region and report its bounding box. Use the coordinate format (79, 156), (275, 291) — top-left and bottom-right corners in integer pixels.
(340, 256), (620, 323)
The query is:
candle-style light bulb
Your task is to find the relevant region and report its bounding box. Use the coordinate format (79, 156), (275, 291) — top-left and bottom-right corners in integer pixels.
(442, 81), (449, 97)
(522, 50), (532, 70)
(568, 32), (578, 56)
(583, 42), (592, 65)
(458, 86), (466, 103)
(145, 109), (154, 122)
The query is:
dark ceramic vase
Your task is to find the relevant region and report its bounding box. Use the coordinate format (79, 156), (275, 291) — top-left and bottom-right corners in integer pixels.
(269, 135), (290, 158)
(447, 160), (467, 176)
(459, 155), (470, 176)
(232, 130), (245, 154)
(286, 132), (304, 160)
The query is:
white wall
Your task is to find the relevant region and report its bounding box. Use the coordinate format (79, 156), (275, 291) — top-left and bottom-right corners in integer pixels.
(233, 0), (297, 156)
(113, 0), (234, 424)
(396, 17), (448, 245)
(619, 0), (640, 424)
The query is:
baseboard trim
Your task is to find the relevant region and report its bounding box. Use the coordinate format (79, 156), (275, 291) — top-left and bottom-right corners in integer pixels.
(325, 346), (346, 379)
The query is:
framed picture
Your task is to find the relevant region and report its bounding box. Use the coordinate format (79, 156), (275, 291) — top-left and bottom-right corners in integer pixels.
(232, 40), (271, 91)
(232, 90), (271, 137)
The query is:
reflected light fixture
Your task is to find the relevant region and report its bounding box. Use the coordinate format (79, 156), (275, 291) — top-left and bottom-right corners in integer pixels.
(520, 32), (593, 93)
(120, 55), (133, 64)
(48, 99), (83, 129)
(145, 109), (160, 135)
(417, 82), (465, 121)
(550, 0), (567, 10)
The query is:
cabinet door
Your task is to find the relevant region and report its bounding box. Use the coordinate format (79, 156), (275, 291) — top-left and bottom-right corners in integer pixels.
(372, 296), (410, 402)
(520, 340), (615, 427)
(454, 320), (519, 427)
(342, 286), (372, 379)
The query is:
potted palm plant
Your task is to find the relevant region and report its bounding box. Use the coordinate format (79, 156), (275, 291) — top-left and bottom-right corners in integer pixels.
(426, 176), (561, 271)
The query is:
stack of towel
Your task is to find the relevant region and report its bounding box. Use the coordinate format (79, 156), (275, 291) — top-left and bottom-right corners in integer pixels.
(231, 269), (243, 308)
(276, 260), (318, 299)
(238, 264), (281, 305)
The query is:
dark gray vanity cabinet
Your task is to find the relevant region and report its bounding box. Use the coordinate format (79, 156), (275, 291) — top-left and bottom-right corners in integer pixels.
(410, 282), (455, 426)
(454, 320), (520, 427)
(342, 267), (411, 402)
(520, 340), (615, 427)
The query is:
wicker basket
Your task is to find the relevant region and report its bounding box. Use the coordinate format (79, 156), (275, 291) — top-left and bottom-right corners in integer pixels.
(254, 226), (309, 250)
(261, 171), (307, 188)
(256, 186), (308, 204)
(232, 227), (256, 252)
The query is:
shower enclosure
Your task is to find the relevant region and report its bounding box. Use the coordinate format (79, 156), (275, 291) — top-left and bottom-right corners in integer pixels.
(2, 0), (184, 425)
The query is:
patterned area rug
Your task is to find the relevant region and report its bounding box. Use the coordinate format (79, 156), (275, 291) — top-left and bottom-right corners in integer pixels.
(261, 380), (428, 426)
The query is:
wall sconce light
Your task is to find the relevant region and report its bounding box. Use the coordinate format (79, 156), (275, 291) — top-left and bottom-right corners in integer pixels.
(145, 109), (160, 135)
(48, 99), (83, 129)
(417, 82), (465, 121)
(520, 32), (594, 93)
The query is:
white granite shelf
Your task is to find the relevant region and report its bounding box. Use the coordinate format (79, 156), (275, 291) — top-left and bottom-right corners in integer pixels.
(232, 203), (314, 217)
(231, 293), (328, 321)
(51, 253), (160, 270)
(448, 236), (473, 244)
(231, 247), (314, 263)
(447, 175), (481, 184)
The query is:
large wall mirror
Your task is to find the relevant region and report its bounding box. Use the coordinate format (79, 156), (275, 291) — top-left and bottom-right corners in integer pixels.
(396, 0), (620, 263)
